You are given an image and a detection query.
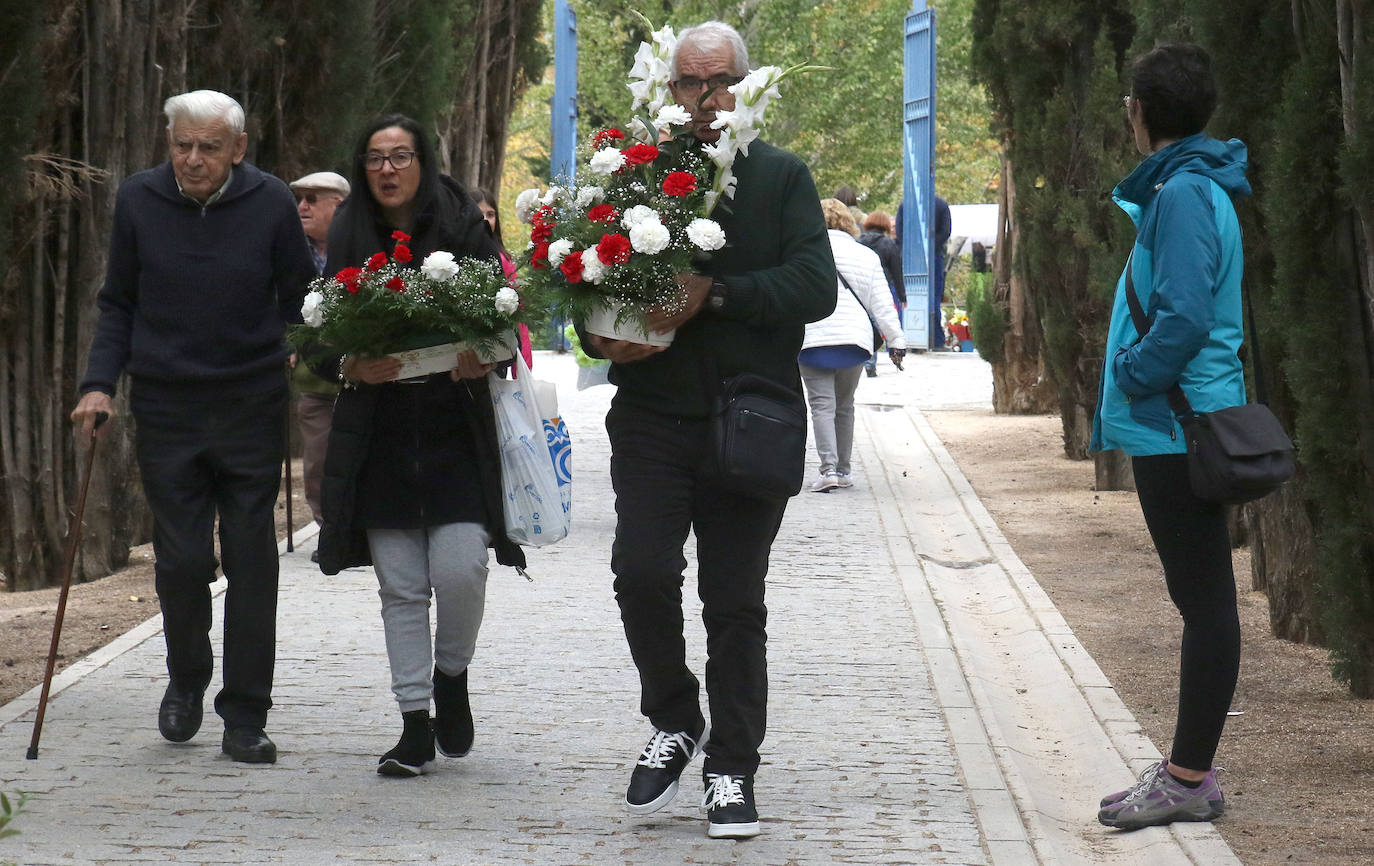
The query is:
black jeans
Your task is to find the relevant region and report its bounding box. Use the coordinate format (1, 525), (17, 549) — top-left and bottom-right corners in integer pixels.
(607, 403), (788, 776)
(132, 384), (286, 730)
(1133, 453), (1241, 772)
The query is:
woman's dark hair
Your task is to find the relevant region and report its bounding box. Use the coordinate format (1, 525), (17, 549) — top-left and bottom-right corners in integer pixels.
(472, 186), (506, 253)
(335, 113), (439, 244)
(1130, 43), (1217, 143)
(832, 185), (859, 207)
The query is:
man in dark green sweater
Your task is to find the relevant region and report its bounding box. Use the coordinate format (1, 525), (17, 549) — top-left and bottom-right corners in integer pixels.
(583, 21), (836, 840)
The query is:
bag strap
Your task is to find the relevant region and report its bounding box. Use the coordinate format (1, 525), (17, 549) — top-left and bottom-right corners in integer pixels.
(1121, 252), (1196, 419)
(836, 270), (873, 318)
(1122, 250), (1269, 416)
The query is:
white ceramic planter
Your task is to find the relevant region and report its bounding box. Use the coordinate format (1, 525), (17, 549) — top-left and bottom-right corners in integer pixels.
(384, 330), (517, 380)
(582, 301), (675, 347)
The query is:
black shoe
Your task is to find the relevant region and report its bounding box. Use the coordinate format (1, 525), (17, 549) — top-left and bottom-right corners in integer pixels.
(865, 364), (878, 378)
(221, 726), (277, 764)
(377, 709), (436, 777)
(310, 550), (320, 564)
(703, 772), (760, 839)
(432, 666), (473, 758)
(158, 684), (204, 743)
(625, 720), (708, 815)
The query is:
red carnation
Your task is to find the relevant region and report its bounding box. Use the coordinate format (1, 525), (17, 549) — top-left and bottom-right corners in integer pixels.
(391, 230), (411, 243)
(393, 244), (413, 263)
(366, 252), (388, 271)
(534, 205), (555, 223)
(662, 171), (698, 197)
(559, 250), (584, 284)
(593, 128), (626, 148)
(531, 241), (551, 269)
(386, 276), (406, 292)
(622, 143), (660, 166)
(587, 204), (619, 224)
(334, 266), (363, 294)
(530, 222), (554, 243)
(596, 233), (632, 265)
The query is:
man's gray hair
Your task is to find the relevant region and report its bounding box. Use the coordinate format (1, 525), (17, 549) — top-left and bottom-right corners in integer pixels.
(672, 21), (750, 79)
(164, 90), (245, 136)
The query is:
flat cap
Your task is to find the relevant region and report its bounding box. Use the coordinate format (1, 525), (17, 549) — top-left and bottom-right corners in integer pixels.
(289, 171), (350, 197)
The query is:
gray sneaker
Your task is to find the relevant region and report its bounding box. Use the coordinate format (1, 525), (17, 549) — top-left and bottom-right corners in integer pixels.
(1099, 759), (1166, 807)
(809, 473), (840, 493)
(1098, 765), (1225, 830)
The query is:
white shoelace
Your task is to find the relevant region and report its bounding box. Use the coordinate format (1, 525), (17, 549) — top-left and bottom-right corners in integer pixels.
(702, 773), (747, 809)
(636, 729), (692, 769)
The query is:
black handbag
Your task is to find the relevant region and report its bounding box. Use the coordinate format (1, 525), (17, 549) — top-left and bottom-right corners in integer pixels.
(709, 372), (808, 500)
(1123, 254), (1295, 504)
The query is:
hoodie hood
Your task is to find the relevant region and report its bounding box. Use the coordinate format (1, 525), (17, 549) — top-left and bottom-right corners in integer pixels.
(1113, 133), (1251, 213)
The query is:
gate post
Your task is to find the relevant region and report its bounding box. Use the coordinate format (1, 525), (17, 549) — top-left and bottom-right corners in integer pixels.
(552, 0), (579, 185)
(902, 1), (936, 350)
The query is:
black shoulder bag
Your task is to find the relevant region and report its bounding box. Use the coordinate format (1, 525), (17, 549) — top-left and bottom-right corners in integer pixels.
(707, 363), (808, 501)
(1123, 255), (1295, 504)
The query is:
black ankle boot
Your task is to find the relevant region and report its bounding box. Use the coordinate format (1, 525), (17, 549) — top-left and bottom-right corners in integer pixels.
(432, 666), (474, 758)
(377, 709), (436, 777)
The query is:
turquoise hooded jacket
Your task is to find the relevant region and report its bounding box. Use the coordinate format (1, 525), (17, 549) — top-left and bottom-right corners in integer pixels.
(1090, 134), (1252, 456)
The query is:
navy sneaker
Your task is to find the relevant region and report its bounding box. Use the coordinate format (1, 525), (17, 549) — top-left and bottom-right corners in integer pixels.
(625, 721), (708, 815)
(703, 772), (760, 839)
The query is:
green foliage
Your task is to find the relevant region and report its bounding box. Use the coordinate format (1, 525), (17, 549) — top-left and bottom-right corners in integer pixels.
(1260, 17), (1374, 695)
(0, 791), (27, 840)
(560, 0), (998, 211)
(966, 270), (1006, 362)
(971, 0), (1136, 454)
(0, 0), (47, 293)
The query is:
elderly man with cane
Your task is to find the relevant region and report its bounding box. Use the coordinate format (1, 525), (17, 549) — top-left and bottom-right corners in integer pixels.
(71, 89), (315, 763)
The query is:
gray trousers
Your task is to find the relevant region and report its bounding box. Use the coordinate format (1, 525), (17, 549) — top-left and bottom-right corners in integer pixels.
(367, 523), (490, 712)
(799, 362), (865, 476)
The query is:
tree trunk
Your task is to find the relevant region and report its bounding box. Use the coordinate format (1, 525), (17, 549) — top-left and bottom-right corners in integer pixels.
(1093, 450), (1134, 492)
(1249, 482), (1324, 644)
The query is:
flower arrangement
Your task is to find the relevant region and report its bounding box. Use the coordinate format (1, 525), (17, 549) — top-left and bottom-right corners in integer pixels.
(514, 17), (821, 344)
(291, 231), (532, 363)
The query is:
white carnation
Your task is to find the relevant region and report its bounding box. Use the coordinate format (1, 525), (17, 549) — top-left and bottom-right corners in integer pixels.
(420, 250), (460, 281)
(686, 219), (726, 251)
(629, 218), (671, 255)
(514, 188), (541, 223)
(547, 238), (573, 267)
(621, 205), (659, 230)
(301, 290), (326, 327)
(653, 104), (693, 132)
(588, 148), (626, 175)
(580, 250), (606, 284)
(540, 185), (564, 207)
(575, 185), (604, 208)
(494, 286), (521, 315)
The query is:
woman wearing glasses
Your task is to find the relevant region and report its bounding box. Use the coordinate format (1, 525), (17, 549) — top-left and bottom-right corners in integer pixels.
(316, 114), (526, 777)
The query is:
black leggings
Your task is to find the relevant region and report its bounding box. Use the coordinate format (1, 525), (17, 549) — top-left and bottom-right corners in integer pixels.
(1133, 453), (1241, 772)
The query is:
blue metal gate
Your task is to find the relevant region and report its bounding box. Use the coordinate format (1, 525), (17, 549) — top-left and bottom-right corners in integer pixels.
(902, 2), (936, 350)
(552, 0), (579, 185)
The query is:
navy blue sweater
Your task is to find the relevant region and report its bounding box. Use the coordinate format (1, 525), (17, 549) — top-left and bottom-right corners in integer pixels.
(81, 161), (316, 398)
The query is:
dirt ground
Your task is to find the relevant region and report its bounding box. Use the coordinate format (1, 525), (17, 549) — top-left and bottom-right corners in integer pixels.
(2, 418), (1370, 864)
(925, 410), (1374, 866)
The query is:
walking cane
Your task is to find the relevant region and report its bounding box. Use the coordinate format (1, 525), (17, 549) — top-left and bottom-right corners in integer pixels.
(283, 366), (294, 552)
(27, 411), (106, 760)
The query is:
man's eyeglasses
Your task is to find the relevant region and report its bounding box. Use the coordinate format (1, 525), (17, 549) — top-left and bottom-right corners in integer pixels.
(671, 75), (744, 93)
(364, 151), (417, 172)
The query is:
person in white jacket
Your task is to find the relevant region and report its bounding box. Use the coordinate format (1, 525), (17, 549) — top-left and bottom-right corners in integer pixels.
(800, 199), (907, 492)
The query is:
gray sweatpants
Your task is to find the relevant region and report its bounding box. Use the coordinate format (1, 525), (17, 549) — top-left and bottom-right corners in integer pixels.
(800, 362), (865, 476)
(367, 523), (490, 712)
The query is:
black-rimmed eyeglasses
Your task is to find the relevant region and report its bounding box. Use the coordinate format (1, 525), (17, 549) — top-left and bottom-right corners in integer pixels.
(364, 151), (417, 172)
(671, 75), (744, 93)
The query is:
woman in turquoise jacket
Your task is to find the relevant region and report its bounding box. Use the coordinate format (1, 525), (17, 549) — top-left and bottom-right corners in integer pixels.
(1091, 44), (1250, 831)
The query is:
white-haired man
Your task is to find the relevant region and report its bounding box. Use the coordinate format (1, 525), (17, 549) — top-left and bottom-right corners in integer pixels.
(582, 21), (836, 838)
(71, 89), (316, 764)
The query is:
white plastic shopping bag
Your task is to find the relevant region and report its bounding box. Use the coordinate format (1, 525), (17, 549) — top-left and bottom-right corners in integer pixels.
(488, 354), (571, 546)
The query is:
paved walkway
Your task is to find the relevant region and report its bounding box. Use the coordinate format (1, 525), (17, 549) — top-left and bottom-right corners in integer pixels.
(0, 350), (1241, 864)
